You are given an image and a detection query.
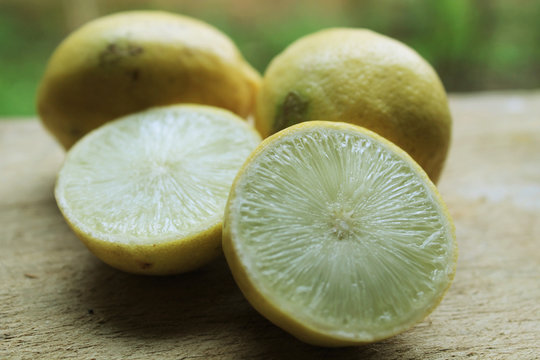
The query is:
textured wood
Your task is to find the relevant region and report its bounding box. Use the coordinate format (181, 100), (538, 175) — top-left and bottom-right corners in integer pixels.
(1, 92), (539, 359)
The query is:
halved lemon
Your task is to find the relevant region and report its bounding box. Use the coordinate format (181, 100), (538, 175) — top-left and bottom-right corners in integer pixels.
(55, 104), (261, 275)
(223, 121), (457, 346)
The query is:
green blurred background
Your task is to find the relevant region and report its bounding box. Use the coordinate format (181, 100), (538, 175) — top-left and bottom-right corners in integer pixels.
(1, 0), (539, 116)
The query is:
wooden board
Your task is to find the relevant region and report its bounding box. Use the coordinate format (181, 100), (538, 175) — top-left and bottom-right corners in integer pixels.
(1, 92), (539, 359)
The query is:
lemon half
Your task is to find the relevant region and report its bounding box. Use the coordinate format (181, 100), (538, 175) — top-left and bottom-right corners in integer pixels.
(55, 105), (261, 275)
(223, 121), (457, 346)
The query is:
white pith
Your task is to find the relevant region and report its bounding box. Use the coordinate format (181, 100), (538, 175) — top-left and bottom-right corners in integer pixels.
(229, 127), (455, 340)
(55, 106), (260, 244)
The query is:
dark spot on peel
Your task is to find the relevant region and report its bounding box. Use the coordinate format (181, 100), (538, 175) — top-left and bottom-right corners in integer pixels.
(130, 69), (140, 81)
(138, 261), (153, 270)
(127, 45), (143, 56)
(98, 43), (144, 67)
(273, 91), (309, 133)
(99, 44), (120, 66)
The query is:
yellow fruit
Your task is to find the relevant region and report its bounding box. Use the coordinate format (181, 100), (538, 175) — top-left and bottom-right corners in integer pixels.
(55, 105), (261, 275)
(38, 10), (260, 149)
(223, 121), (457, 346)
(255, 28), (451, 183)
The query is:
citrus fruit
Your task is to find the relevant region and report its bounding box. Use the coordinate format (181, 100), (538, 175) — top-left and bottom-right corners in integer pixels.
(223, 121), (457, 346)
(55, 104), (261, 275)
(255, 28), (452, 183)
(38, 10), (260, 149)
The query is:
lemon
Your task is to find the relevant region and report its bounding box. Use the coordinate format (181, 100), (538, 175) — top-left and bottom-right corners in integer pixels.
(255, 28), (452, 183)
(38, 10), (260, 149)
(55, 105), (261, 275)
(223, 121), (457, 346)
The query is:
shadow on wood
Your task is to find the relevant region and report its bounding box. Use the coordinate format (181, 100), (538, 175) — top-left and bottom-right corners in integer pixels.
(74, 252), (407, 358)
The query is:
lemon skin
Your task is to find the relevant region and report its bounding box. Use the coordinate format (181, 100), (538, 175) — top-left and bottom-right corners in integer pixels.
(255, 28), (452, 183)
(38, 10), (260, 149)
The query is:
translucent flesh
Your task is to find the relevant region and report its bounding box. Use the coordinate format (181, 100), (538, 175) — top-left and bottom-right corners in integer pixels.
(56, 107), (260, 244)
(229, 128), (455, 339)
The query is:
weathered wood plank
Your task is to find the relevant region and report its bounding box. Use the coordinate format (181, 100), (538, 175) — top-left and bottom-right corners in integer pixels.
(1, 92), (539, 359)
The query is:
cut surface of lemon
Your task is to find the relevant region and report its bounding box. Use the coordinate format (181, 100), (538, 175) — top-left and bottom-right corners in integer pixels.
(55, 104), (261, 275)
(223, 121), (456, 346)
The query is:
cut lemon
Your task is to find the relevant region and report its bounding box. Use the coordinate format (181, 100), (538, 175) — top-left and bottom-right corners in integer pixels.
(55, 104), (261, 275)
(223, 121), (457, 346)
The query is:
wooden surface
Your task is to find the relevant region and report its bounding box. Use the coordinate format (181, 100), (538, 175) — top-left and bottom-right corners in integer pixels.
(1, 92), (539, 359)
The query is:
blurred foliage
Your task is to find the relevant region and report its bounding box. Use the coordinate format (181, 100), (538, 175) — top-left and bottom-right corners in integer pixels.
(0, 0), (539, 116)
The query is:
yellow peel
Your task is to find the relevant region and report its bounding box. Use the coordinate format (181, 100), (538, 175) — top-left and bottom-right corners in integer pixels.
(38, 10), (260, 149)
(255, 28), (451, 183)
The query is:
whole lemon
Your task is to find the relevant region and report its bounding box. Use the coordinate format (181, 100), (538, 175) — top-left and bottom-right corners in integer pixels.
(37, 10), (260, 149)
(255, 28), (451, 183)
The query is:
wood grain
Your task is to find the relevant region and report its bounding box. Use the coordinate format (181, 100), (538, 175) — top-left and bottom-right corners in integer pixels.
(1, 92), (539, 359)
